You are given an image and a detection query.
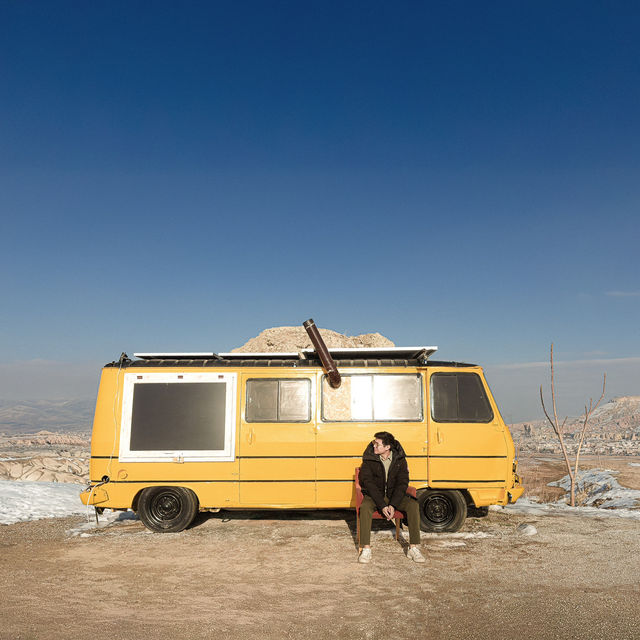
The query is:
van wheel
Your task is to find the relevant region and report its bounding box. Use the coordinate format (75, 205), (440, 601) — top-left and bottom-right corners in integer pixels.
(138, 486), (198, 533)
(418, 489), (467, 532)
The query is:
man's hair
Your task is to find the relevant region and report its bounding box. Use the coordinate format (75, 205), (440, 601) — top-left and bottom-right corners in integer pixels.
(374, 431), (396, 447)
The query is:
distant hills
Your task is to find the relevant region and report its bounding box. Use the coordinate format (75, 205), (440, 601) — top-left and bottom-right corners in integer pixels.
(510, 396), (640, 437)
(0, 399), (94, 435)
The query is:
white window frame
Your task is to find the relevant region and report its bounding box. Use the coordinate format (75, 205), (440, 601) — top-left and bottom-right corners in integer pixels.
(119, 371), (237, 462)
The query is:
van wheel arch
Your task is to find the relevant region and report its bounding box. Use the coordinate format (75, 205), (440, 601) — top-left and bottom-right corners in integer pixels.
(416, 488), (467, 532)
(132, 489), (143, 513)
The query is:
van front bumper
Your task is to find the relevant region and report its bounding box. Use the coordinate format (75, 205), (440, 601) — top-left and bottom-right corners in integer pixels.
(508, 486), (525, 503)
(79, 486), (109, 506)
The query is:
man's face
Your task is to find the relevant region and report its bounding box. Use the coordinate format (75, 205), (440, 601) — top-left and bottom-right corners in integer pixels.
(372, 439), (390, 455)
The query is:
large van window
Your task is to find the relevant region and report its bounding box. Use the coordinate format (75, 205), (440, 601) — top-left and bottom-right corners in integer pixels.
(246, 378), (311, 422)
(119, 372), (237, 462)
(131, 382), (226, 450)
(322, 374), (422, 422)
(430, 373), (493, 422)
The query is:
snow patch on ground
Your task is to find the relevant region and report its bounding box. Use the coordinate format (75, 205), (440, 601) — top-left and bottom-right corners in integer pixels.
(0, 479), (86, 524)
(497, 469), (640, 520)
(0, 479), (140, 530)
(549, 468), (640, 509)
(66, 510), (139, 537)
(496, 497), (640, 520)
(628, 462), (640, 467)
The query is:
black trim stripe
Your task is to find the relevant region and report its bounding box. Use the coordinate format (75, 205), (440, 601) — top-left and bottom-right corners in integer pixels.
(91, 454), (430, 460)
(239, 456), (357, 459)
(91, 478), (430, 484)
(429, 455), (507, 459)
(241, 479), (348, 483)
(92, 479), (231, 483)
(239, 455), (428, 460)
(432, 479), (504, 483)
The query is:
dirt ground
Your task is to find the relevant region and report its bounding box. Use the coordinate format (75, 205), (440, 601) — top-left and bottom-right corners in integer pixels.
(1, 500), (639, 640)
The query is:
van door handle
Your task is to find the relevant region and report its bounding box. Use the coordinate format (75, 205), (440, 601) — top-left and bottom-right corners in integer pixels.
(248, 428), (254, 444)
(437, 429), (443, 444)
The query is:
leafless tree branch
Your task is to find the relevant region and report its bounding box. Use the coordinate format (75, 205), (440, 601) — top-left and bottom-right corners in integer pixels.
(540, 344), (606, 506)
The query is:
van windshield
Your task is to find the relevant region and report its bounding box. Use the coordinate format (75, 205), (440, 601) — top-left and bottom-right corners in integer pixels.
(430, 372), (493, 423)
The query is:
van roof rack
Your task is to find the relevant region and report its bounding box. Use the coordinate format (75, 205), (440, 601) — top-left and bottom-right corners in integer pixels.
(133, 346), (437, 363)
(133, 352), (223, 360)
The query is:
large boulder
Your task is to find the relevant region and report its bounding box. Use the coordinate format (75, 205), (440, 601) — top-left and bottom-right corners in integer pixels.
(232, 326), (394, 353)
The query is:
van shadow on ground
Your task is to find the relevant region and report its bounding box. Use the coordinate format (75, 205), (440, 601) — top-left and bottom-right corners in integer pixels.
(187, 504), (492, 549)
(188, 508), (411, 550)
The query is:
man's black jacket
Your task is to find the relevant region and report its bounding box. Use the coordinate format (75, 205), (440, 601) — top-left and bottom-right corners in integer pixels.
(359, 440), (410, 513)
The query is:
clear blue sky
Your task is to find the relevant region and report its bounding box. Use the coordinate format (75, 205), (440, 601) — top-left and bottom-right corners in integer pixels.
(1, 2), (639, 419)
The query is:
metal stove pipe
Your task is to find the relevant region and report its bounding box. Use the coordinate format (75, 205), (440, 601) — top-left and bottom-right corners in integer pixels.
(303, 318), (341, 388)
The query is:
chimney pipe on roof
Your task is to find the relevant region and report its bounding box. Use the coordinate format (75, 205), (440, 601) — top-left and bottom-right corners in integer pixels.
(303, 318), (341, 388)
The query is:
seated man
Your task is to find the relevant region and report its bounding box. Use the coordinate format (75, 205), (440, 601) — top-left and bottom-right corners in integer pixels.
(358, 431), (425, 564)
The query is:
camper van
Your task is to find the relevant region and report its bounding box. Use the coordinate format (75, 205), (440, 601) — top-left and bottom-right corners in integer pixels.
(81, 323), (523, 533)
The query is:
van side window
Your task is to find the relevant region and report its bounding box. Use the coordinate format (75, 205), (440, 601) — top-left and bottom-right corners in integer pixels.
(131, 382), (227, 450)
(322, 374), (422, 422)
(246, 379), (311, 422)
(430, 373), (493, 423)
(119, 371), (237, 463)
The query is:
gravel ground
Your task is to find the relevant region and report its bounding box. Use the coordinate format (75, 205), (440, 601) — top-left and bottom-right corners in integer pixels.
(1, 507), (639, 640)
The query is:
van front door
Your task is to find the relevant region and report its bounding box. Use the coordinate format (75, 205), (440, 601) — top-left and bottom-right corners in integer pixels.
(239, 374), (316, 505)
(427, 370), (509, 487)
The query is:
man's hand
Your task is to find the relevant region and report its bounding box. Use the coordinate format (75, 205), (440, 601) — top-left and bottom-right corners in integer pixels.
(382, 505), (395, 520)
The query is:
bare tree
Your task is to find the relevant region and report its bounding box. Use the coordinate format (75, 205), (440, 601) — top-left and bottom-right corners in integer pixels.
(539, 344), (606, 507)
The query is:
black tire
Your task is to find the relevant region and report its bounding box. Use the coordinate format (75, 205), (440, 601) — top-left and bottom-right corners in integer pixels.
(137, 486), (199, 533)
(417, 489), (467, 532)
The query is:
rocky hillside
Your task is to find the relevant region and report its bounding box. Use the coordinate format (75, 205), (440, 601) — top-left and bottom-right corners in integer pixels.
(589, 396), (640, 431)
(510, 397), (640, 458)
(511, 396), (640, 442)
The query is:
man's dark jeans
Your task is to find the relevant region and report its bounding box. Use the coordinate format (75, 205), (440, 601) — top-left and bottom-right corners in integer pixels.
(359, 495), (421, 546)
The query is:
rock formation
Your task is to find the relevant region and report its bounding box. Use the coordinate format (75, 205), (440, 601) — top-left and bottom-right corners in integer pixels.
(0, 454), (89, 484)
(232, 326), (394, 353)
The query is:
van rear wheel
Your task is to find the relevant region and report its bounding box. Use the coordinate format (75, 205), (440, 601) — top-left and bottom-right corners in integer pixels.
(138, 486), (198, 533)
(418, 489), (467, 532)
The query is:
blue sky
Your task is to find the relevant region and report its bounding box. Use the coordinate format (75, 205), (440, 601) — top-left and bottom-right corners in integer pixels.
(1, 2), (638, 420)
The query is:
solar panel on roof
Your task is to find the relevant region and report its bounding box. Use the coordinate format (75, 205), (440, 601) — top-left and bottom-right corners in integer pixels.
(134, 352), (220, 359)
(133, 346), (437, 361)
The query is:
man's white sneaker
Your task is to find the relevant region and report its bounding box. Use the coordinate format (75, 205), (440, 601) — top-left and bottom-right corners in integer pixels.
(407, 546), (426, 563)
(358, 548), (372, 564)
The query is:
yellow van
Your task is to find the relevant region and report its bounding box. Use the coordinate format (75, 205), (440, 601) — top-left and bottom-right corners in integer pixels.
(81, 328), (523, 533)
